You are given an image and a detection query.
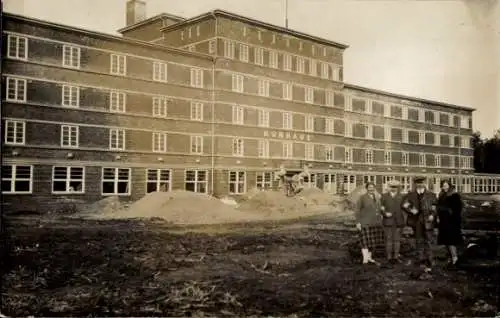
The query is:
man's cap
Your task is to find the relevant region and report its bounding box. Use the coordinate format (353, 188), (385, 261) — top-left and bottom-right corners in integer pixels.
(387, 179), (401, 187)
(414, 176), (426, 183)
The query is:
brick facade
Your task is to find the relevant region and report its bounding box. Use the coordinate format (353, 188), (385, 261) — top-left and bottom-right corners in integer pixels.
(1, 10), (498, 214)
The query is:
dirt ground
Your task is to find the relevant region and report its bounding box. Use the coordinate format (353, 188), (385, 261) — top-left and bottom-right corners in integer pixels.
(1, 215), (499, 317)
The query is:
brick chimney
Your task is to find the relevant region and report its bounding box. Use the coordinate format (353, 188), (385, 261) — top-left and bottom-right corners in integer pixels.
(126, 0), (147, 26)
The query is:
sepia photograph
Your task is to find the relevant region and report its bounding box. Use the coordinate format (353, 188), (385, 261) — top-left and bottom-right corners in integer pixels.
(1, 0), (499, 316)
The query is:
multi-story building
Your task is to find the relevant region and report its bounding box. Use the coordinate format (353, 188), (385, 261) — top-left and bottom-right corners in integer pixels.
(2, 0), (499, 212)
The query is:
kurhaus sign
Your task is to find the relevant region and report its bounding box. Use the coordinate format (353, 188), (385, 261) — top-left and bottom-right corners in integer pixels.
(264, 130), (312, 141)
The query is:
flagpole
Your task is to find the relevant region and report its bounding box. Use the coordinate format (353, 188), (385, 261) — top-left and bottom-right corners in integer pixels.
(285, 0), (289, 29)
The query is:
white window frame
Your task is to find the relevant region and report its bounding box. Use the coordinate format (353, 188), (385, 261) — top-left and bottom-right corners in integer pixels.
(384, 151), (392, 165)
(257, 109), (270, 127)
(101, 167), (131, 196)
(283, 54), (292, 71)
(62, 45), (81, 69)
(345, 121), (352, 138)
(461, 136), (470, 148)
(1, 165), (33, 194)
(153, 61), (168, 82)
(109, 91), (126, 113)
(365, 149), (374, 164)
(208, 40), (216, 54)
(109, 129), (125, 150)
(384, 127), (391, 142)
(190, 102), (204, 121)
(190, 135), (203, 154)
(305, 87), (314, 104)
(232, 74), (244, 93)
(4, 120), (25, 145)
(258, 79), (270, 97)
(61, 85), (80, 107)
(232, 105), (245, 125)
(223, 40), (235, 58)
(325, 91), (334, 106)
(325, 145), (334, 161)
(309, 59), (316, 76)
(256, 171), (273, 190)
(232, 138), (244, 157)
(254, 47), (264, 65)
(110, 54), (126, 76)
(146, 169), (171, 193)
(364, 125), (372, 139)
(419, 131), (425, 145)
(196, 25), (200, 37)
(321, 63), (329, 79)
(345, 147), (353, 164)
(435, 154), (442, 167)
(283, 112), (293, 130)
(152, 96), (168, 117)
(402, 152), (409, 166)
(239, 44), (249, 62)
(269, 51), (278, 68)
(152, 132), (167, 153)
(7, 35), (28, 60)
(190, 68), (204, 88)
(305, 115), (314, 132)
(52, 166), (85, 194)
(305, 143), (314, 160)
(61, 125), (79, 148)
(229, 171), (246, 194)
(185, 170), (208, 193)
(6, 77), (27, 102)
(283, 83), (293, 100)
(296, 57), (305, 73)
(418, 153), (426, 167)
(258, 139), (269, 158)
(282, 141), (293, 159)
(325, 118), (334, 134)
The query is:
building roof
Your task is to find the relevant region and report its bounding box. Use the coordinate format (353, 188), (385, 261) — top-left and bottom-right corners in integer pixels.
(159, 9), (349, 50)
(344, 83), (476, 112)
(117, 12), (186, 34)
(2, 12), (212, 60)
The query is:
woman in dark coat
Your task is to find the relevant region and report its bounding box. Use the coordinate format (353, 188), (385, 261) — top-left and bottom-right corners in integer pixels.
(436, 179), (463, 266)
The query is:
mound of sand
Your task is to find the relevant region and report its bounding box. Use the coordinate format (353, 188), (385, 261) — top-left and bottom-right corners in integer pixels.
(81, 196), (124, 215)
(237, 187), (353, 221)
(92, 190), (258, 225)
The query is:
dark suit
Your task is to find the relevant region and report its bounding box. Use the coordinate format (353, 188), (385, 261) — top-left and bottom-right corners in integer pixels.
(380, 191), (405, 260)
(402, 189), (438, 265)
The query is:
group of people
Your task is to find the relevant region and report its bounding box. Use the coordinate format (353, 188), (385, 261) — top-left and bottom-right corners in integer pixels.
(355, 176), (464, 272)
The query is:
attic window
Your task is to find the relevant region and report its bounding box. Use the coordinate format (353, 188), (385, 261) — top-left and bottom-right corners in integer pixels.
(257, 30), (262, 41)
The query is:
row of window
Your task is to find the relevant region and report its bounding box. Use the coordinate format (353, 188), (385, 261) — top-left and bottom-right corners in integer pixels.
(6, 33), (470, 130)
(218, 39), (341, 81)
(3, 165), (497, 196)
(4, 77), (472, 149)
(229, 73), (472, 129)
(6, 35), (205, 88)
(4, 119), (472, 168)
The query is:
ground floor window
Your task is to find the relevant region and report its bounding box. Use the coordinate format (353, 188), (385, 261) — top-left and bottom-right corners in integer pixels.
(400, 176), (411, 193)
(229, 171), (246, 194)
(323, 174), (337, 193)
(256, 172), (273, 190)
(363, 175), (376, 185)
(303, 173), (317, 188)
(185, 170), (207, 193)
(102, 167), (131, 195)
(52, 166), (84, 193)
(146, 169), (171, 193)
(1, 164), (32, 194)
(343, 175), (356, 193)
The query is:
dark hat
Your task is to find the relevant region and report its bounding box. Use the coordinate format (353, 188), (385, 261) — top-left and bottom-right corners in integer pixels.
(414, 176), (426, 183)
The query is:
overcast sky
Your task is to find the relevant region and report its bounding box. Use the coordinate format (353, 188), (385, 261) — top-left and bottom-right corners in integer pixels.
(5, 0), (500, 137)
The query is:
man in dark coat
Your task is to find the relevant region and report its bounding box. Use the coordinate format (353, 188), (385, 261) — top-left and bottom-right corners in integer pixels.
(380, 179), (405, 264)
(402, 176), (438, 271)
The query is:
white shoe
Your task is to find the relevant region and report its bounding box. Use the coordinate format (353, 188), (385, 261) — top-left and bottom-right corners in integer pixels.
(361, 248), (370, 264)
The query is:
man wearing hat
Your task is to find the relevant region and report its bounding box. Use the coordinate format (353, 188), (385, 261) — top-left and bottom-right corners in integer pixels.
(402, 176), (438, 271)
(380, 179), (405, 264)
